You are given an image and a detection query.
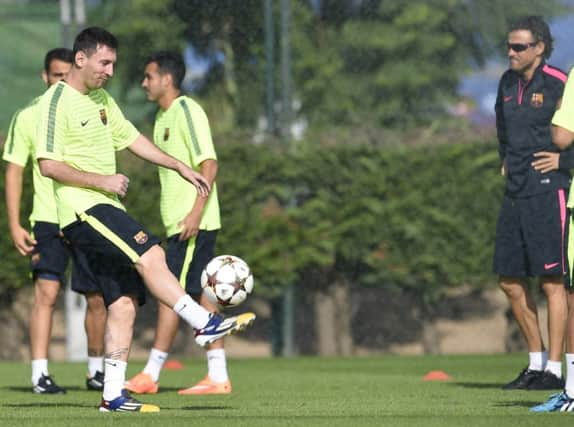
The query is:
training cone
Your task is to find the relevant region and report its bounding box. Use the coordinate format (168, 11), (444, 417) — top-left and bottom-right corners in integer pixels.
(164, 359), (184, 370)
(423, 370), (452, 381)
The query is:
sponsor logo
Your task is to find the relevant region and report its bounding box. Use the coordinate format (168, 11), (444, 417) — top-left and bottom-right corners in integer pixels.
(544, 262), (559, 270)
(133, 231), (148, 244)
(81, 119), (90, 127)
(540, 178), (550, 184)
(99, 109), (108, 125)
(163, 128), (170, 141)
(531, 92), (544, 107)
(503, 95), (513, 102)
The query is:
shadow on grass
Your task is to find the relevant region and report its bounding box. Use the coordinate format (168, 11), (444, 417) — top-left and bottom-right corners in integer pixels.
(3, 386), (85, 393)
(450, 382), (503, 389)
(1, 403), (94, 408)
(493, 400), (542, 409)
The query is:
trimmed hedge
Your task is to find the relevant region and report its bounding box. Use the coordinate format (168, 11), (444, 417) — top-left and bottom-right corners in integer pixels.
(0, 140), (503, 305)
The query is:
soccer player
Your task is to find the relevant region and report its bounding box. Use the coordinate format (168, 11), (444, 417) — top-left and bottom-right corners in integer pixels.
(494, 16), (569, 391)
(34, 27), (255, 413)
(125, 51), (230, 395)
(3, 48), (107, 394)
(529, 56), (574, 414)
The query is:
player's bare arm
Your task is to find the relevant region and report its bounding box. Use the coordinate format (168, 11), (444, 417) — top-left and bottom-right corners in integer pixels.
(127, 134), (210, 197)
(552, 125), (574, 150)
(5, 162), (37, 255)
(38, 158), (130, 197)
(178, 159), (218, 241)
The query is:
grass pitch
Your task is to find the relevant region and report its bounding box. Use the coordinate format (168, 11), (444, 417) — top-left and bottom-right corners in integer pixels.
(0, 354), (573, 426)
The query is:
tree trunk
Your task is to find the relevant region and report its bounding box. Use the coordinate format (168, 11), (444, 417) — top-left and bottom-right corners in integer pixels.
(314, 277), (354, 356)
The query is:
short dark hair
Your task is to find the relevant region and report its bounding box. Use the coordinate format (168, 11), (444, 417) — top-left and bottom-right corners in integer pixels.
(44, 48), (74, 74)
(73, 26), (118, 57)
(145, 51), (186, 90)
(509, 15), (553, 59)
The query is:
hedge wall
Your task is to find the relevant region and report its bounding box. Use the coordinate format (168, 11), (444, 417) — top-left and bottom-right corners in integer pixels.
(0, 140), (503, 306)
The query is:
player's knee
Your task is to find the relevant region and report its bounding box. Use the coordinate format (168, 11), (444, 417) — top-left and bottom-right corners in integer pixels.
(499, 279), (525, 299)
(85, 293), (106, 315)
(107, 296), (137, 323)
(34, 281), (60, 307)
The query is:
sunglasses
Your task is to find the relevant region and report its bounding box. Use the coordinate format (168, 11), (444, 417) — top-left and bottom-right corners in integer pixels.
(506, 42), (538, 52)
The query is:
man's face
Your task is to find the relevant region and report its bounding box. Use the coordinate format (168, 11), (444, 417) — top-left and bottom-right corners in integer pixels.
(141, 62), (168, 102)
(507, 29), (543, 76)
(43, 59), (71, 86)
(78, 44), (116, 90)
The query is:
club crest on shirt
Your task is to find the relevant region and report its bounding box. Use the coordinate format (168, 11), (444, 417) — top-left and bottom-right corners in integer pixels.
(99, 109), (108, 125)
(531, 93), (544, 108)
(133, 231), (148, 244)
(163, 128), (170, 141)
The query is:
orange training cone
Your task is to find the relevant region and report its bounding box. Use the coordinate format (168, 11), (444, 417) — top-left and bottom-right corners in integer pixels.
(423, 370), (452, 381)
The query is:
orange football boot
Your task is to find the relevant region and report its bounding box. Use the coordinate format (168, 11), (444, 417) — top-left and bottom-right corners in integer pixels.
(124, 372), (159, 394)
(177, 376), (232, 395)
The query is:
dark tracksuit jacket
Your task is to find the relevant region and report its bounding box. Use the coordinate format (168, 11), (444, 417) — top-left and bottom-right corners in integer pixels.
(495, 60), (571, 198)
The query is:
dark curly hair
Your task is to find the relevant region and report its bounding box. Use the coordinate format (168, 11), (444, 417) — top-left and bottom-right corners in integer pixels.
(509, 15), (553, 59)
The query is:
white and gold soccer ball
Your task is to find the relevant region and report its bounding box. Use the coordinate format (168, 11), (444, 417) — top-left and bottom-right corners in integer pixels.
(201, 255), (254, 308)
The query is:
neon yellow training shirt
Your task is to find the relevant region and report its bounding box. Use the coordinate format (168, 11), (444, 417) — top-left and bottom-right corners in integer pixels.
(35, 81), (140, 227)
(3, 96), (59, 224)
(153, 95), (221, 237)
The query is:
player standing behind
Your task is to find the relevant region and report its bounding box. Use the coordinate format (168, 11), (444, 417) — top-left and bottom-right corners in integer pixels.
(530, 59), (574, 412)
(494, 15), (569, 391)
(126, 51), (230, 395)
(35, 27), (255, 413)
(3, 48), (107, 394)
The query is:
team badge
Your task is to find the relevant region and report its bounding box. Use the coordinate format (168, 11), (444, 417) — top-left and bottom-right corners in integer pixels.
(133, 231), (148, 244)
(99, 109), (108, 125)
(163, 128), (170, 141)
(531, 93), (544, 108)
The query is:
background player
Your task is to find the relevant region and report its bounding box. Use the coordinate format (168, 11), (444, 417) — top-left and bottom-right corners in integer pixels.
(3, 48), (107, 394)
(126, 51), (230, 395)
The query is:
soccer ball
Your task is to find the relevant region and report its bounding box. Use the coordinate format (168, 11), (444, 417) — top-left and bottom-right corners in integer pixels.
(201, 255), (254, 308)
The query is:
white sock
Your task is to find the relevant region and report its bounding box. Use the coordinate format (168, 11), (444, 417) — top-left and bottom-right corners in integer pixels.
(566, 354), (574, 397)
(88, 356), (104, 377)
(173, 294), (211, 330)
(143, 348), (168, 383)
(207, 348), (228, 383)
(31, 359), (49, 385)
(545, 360), (563, 378)
(103, 359), (127, 401)
(528, 351), (547, 371)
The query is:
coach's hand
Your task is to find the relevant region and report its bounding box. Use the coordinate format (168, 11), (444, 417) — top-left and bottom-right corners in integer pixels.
(532, 151), (559, 173)
(101, 173), (130, 197)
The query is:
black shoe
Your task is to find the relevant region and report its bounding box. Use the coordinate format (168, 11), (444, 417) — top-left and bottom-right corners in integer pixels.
(528, 370), (565, 390)
(86, 370), (105, 391)
(501, 367), (542, 390)
(33, 374), (66, 394)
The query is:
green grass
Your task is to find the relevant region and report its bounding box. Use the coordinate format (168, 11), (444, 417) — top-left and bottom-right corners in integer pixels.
(0, 354), (573, 426)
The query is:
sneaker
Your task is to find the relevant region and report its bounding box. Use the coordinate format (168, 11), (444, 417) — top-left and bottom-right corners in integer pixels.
(86, 371), (105, 391)
(125, 372), (159, 394)
(528, 370), (565, 390)
(177, 376), (232, 395)
(195, 312), (256, 347)
(530, 391), (574, 412)
(33, 374), (66, 394)
(99, 389), (160, 413)
(501, 367), (542, 390)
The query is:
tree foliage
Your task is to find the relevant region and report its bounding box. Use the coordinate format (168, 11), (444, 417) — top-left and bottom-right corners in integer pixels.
(92, 0), (564, 130)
